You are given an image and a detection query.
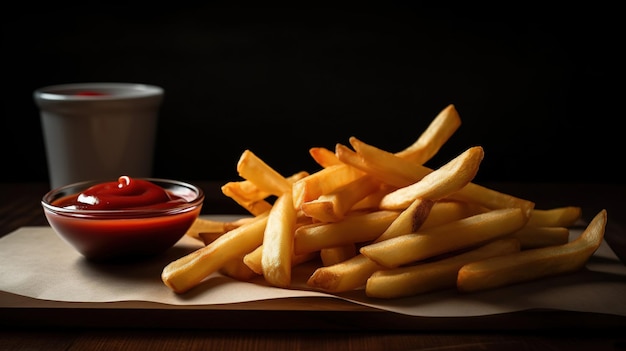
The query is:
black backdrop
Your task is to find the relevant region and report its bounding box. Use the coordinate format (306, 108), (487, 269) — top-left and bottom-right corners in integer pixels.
(2, 5), (623, 185)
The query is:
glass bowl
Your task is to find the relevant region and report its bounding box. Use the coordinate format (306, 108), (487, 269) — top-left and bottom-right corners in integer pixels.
(41, 177), (204, 262)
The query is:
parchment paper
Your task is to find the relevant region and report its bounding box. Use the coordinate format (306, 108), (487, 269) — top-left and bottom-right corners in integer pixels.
(1, 215), (625, 318)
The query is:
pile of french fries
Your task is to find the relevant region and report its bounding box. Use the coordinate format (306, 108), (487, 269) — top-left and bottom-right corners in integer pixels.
(161, 104), (608, 299)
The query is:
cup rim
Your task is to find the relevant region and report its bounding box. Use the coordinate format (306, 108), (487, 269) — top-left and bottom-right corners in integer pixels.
(34, 82), (163, 102)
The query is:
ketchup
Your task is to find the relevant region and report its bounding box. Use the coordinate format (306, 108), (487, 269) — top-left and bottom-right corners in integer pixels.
(75, 90), (108, 96)
(52, 176), (187, 210)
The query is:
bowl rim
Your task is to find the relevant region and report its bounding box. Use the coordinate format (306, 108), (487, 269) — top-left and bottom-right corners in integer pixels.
(41, 177), (204, 217)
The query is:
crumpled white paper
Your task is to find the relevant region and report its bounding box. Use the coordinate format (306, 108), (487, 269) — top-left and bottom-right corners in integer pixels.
(1, 215), (625, 318)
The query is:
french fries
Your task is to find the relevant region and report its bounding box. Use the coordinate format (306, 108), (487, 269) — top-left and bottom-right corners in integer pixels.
(243, 244), (318, 276)
(301, 174), (381, 222)
(457, 209), (607, 293)
(261, 192), (297, 288)
(236, 150), (291, 196)
(307, 254), (383, 292)
(184, 217), (230, 241)
(508, 225), (570, 249)
(162, 213), (269, 294)
(219, 255), (259, 281)
(320, 244), (357, 266)
(309, 147), (342, 168)
(161, 104), (608, 301)
(292, 164), (364, 209)
(222, 170), (308, 216)
(394, 104), (462, 163)
(186, 216), (255, 242)
(307, 198), (434, 293)
(360, 208), (527, 268)
(378, 146), (484, 210)
(294, 210), (400, 255)
(341, 136), (536, 218)
(526, 206), (582, 227)
(366, 238), (521, 298)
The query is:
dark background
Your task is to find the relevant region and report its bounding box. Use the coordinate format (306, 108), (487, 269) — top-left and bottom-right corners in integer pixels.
(2, 5), (623, 186)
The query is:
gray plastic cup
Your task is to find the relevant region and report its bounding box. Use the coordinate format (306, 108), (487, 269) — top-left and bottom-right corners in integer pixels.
(34, 82), (163, 189)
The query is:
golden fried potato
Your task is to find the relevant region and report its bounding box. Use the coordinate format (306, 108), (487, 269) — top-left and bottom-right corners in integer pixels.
(294, 210), (400, 255)
(457, 209), (607, 293)
(379, 146), (484, 210)
(162, 214), (269, 294)
(360, 208), (527, 268)
(366, 238), (521, 298)
(395, 104), (462, 164)
(262, 192), (297, 288)
(162, 104), (602, 301)
(527, 206), (582, 228)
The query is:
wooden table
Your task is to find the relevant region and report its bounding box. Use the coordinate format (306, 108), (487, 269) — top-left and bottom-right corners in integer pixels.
(1, 181), (625, 351)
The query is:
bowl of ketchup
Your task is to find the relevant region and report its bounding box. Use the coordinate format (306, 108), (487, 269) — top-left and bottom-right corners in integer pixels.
(41, 176), (204, 261)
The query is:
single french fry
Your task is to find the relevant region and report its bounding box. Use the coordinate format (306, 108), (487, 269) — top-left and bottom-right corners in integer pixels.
(509, 225), (570, 249)
(198, 231), (222, 245)
(220, 256), (259, 281)
(365, 238), (521, 299)
(162, 213), (269, 294)
(308, 254), (385, 292)
(379, 146), (484, 210)
(419, 200), (489, 231)
(237, 149), (292, 196)
(262, 192), (297, 288)
(447, 183), (535, 219)
(185, 218), (228, 241)
(243, 244), (264, 275)
(220, 190), (273, 216)
(224, 216), (257, 232)
(195, 217), (258, 244)
(244, 244), (319, 275)
(301, 174), (381, 222)
(526, 206), (582, 228)
(225, 164), (307, 216)
(336, 142), (421, 188)
(298, 201), (335, 223)
(320, 244), (357, 266)
(243, 201), (274, 217)
(223, 171), (310, 204)
(457, 209), (607, 293)
(335, 104), (462, 186)
(221, 180), (266, 203)
(360, 208), (527, 268)
(309, 147), (343, 168)
(395, 104), (462, 164)
(294, 210), (400, 255)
